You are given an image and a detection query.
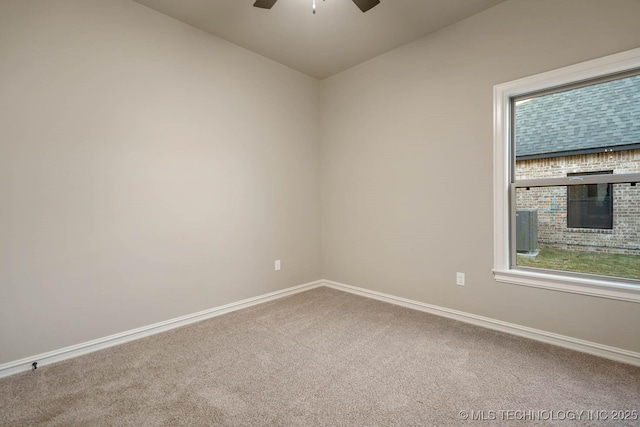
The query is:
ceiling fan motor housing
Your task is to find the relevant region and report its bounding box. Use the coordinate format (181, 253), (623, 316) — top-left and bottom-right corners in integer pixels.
(253, 0), (380, 13)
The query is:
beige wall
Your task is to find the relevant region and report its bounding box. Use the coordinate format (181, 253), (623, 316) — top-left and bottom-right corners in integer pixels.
(2, 0), (640, 367)
(320, 0), (640, 352)
(0, 0), (321, 363)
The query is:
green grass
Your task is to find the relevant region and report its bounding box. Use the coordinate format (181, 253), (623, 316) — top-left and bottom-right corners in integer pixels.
(517, 247), (640, 280)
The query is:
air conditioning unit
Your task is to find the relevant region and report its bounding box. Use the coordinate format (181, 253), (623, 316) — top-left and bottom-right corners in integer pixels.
(516, 209), (539, 256)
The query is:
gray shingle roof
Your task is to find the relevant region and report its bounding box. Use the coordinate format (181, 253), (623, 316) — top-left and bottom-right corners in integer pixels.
(514, 73), (640, 159)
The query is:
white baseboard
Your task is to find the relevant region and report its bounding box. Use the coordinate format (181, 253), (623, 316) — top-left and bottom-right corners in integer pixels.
(3, 278), (637, 379)
(321, 280), (640, 367)
(0, 280), (324, 379)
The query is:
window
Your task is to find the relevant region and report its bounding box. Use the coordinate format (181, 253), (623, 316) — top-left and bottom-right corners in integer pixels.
(493, 48), (640, 303)
(567, 171), (613, 230)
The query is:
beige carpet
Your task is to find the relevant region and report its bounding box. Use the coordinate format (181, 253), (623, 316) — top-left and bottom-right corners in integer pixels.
(1, 287), (639, 426)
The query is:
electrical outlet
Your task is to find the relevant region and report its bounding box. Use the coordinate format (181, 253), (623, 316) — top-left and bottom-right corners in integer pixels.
(275, 260), (281, 271)
(456, 272), (465, 286)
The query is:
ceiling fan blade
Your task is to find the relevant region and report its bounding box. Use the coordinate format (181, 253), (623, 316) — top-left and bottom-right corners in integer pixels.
(351, 0), (380, 13)
(253, 0), (278, 9)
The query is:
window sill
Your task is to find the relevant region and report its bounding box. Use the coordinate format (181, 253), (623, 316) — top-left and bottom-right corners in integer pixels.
(493, 268), (640, 303)
(565, 228), (614, 234)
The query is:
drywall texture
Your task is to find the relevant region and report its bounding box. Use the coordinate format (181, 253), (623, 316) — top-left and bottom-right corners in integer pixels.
(0, 0), (321, 363)
(320, 0), (640, 352)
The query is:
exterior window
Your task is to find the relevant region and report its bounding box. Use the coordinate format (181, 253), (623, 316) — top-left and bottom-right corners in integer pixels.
(567, 171), (613, 229)
(493, 48), (640, 303)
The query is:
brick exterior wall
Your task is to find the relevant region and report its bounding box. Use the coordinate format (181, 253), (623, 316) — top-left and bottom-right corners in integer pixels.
(515, 149), (640, 255)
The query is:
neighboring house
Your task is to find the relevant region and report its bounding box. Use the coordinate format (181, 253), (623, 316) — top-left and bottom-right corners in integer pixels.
(514, 74), (640, 255)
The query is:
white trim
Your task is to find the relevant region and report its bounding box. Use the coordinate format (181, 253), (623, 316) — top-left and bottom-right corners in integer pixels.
(2, 279), (638, 379)
(493, 47), (640, 303)
(322, 280), (640, 367)
(493, 269), (640, 303)
(0, 280), (323, 379)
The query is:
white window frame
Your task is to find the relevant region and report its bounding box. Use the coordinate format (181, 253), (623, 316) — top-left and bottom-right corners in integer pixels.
(493, 47), (640, 303)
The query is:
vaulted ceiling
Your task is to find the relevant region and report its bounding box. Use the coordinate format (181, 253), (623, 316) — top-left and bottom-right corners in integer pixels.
(133, 0), (507, 79)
